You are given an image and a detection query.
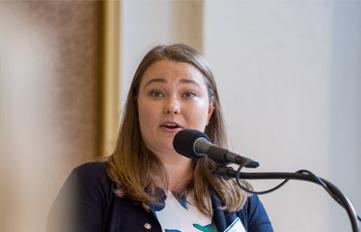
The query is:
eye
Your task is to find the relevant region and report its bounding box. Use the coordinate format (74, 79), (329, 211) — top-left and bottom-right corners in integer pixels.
(182, 90), (197, 99)
(149, 89), (164, 98)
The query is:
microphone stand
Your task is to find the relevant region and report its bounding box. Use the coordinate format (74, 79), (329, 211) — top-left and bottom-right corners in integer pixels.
(213, 165), (360, 232)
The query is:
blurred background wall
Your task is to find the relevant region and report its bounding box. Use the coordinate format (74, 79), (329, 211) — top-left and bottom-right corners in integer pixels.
(1, 0), (360, 232)
(0, 1), (105, 231)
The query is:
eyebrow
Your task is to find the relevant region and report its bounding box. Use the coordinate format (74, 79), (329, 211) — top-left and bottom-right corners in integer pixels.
(179, 79), (201, 87)
(143, 78), (201, 88)
(143, 78), (166, 88)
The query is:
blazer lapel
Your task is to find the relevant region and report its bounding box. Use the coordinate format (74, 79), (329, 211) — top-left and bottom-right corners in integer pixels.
(210, 190), (238, 232)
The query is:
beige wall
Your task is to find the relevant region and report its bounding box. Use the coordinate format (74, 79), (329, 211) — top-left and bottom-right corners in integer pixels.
(0, 2), (104, 231)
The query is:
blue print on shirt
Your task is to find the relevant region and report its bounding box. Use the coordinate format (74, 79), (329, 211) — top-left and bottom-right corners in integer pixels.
(164, 224), (217, 232)
(193, 223), (218, 232)
(149, 189), (218, 232)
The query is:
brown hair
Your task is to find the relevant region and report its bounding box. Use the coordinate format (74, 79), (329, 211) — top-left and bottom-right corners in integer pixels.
(107, 44), (249, 215)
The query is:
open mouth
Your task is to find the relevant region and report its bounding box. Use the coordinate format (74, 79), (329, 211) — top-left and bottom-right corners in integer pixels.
(160, 122), (183, 130)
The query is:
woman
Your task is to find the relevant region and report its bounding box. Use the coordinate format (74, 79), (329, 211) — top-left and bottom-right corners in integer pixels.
(49, 44), (273, 232)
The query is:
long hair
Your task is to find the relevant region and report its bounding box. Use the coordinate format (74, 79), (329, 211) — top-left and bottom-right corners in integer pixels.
(107, 44), (250, 215)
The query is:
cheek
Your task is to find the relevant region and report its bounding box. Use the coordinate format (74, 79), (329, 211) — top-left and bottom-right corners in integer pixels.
(187, 101), (211, 128)
(138, 101), (150, 132)
(138, 100), (159, 132)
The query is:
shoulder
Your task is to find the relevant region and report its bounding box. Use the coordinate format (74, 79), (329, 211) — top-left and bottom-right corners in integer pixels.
(69, 161), (114, 198)
(48, 162), (115, 232)
(72, 161), (108, 181)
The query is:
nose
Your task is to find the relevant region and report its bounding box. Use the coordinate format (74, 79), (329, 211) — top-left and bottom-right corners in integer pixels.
(163, 97), (180, 114)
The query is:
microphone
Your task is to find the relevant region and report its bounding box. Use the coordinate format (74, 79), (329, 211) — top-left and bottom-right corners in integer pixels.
(173, 129), (259, 168)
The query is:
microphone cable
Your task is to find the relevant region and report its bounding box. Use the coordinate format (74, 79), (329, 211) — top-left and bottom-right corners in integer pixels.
(229, 165), (361, 225)
(213, 164), (361, 229)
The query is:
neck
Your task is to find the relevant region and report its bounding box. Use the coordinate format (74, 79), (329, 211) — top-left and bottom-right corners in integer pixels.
(154, 151), (193, 192)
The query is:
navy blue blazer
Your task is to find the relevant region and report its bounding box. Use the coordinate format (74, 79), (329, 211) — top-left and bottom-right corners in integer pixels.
(49, 162), (273, 232)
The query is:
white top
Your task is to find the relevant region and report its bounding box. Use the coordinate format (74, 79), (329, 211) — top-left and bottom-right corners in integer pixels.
(154, 191), (216, 232)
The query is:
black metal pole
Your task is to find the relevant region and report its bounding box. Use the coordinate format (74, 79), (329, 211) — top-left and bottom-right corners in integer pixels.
(215, 168), (359, 232)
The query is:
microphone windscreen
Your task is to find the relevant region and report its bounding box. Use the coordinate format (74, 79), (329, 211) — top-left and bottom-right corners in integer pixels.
(173, 129), (210, 159)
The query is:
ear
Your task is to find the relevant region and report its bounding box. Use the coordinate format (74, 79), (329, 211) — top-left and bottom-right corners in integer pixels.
(206, 101), (215, 126)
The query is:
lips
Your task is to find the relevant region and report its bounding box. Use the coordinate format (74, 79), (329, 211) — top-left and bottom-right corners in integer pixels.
(160, 121), (183, 130)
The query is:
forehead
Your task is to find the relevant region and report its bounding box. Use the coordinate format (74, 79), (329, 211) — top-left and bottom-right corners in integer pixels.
(140, 60), (206, 87)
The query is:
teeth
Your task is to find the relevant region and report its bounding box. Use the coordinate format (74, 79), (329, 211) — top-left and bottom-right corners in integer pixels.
(162, 122), (179, 128)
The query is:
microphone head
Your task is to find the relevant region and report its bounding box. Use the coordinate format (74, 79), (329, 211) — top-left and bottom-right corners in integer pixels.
(173, 129), (210, 159)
